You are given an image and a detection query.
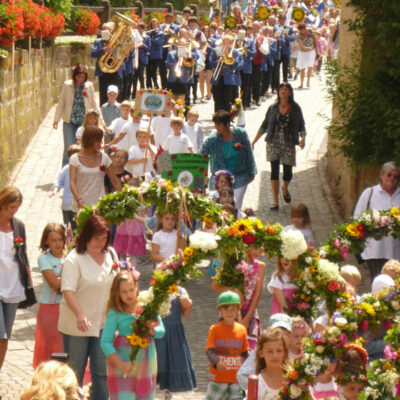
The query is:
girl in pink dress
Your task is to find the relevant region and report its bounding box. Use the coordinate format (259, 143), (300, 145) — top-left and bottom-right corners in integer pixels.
(241, 247), (266, 350)
(267, 257), (297, 315)
(113, 177), (146, 264)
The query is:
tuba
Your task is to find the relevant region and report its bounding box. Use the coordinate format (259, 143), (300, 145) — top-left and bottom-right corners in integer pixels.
(98, 13), (136, 74)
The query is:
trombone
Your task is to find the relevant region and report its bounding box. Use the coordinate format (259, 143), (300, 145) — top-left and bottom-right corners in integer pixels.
(212, 36), (237, 81)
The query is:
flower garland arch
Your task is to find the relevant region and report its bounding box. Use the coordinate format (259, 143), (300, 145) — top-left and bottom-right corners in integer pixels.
(76, 179), (400, 397)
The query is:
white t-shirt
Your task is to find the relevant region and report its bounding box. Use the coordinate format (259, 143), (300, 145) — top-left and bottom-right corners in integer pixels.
(58, 248), (117, 337)
(128, 144), (157, 176)
(119, 119), (149, 151)
(267, 272), (297, 293)
(151, 116), (172, 149)
(258, 374), (279, 400)
(0, 231), (25, 303)
(183, 122), (202, 153)
(163, 134), (193, 154)
(69, 152), (112, 212)
(152, 229), (178, 259)
(108, 116), (131, 137)
(76, 126), (104, 142)
(284, 224), (314, 245)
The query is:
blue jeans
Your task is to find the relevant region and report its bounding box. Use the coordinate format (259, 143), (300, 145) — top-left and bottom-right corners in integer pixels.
(0, 301), (18, 339)
(63, 122), (80, 166)
(62, 333), (108, 400)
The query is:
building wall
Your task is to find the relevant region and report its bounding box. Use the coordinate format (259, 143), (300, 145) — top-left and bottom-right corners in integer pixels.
(0, 44), (96, 187)
(325, 4), (380, 218)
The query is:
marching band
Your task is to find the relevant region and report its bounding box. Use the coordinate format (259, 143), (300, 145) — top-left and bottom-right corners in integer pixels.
(91, 4), (334, 113)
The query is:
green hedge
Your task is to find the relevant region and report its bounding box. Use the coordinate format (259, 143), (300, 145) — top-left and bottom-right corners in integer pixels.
(326, 0), (400, 166)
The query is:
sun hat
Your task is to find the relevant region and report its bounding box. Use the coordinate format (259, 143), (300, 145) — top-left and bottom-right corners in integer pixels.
(269, 313), (293, 331)
(217, 291), (241, 307)
(107, 84), (119, 94)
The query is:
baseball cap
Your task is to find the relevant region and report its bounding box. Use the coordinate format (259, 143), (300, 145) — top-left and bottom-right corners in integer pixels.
(107, 85), (119, 94)
(269, 313), (293, 331)
(217, 291), (241, 307)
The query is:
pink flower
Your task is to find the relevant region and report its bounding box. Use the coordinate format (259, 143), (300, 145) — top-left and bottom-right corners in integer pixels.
(384, 345), (397, 360)
(339, 333), (348, 346)
(297, 302), (310, 310)
(359, 320), (369, 332)
(340, 247), (349, 259)
(333, 239), (341, 248)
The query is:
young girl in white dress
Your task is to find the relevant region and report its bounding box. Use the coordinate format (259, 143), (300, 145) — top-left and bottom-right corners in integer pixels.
(255, 328), (291, 400)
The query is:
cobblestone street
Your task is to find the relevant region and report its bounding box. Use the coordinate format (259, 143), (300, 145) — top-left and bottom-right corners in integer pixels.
(0, 73), (370, 399)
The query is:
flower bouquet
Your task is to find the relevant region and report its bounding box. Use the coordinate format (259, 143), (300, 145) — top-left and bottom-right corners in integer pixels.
(71, 8), (100, 36)
(230, 97), (242, 119)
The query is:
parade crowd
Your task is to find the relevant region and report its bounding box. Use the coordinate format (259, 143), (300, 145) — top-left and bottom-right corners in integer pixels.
(2, 1), (400, 400)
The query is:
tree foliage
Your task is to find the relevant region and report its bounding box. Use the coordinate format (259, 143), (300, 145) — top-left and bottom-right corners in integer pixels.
(325, 0), (400, 166)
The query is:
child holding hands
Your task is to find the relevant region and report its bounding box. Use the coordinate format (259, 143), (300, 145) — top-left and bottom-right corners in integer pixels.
(205, 291), (249, 400)
(101, 268), (165, 400)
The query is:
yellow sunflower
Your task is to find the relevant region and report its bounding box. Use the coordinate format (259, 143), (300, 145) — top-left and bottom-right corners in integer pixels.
(292, 7), (305, 23)
(167, 284), (178, 295)
(254, 218), (263, 230)
(256, 5), (271, 20)
(231, 219), (252, 237)
(127, 333), (140, 346)
(183, 247), (194, 257)
(224, 15), (237, 29)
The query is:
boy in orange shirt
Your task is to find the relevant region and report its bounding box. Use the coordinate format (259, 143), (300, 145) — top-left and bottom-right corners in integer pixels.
(205, 291), (249, 400)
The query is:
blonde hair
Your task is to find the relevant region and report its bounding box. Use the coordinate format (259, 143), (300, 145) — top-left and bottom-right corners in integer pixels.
(106, 271), (138, 313)
(382, 259), (400, 276)
(187, 109), (199, 118)
(136, 128), (150, 138)
(339, 265), (361, 286)
(155, 212), (178, 232)
(82, 109), (100, 127)
(255, 328), (290, 374)
(291, 316), (310, 333)
(120, 100), (132, 108)
(0, 186), (23, 209)
(20, 361), (79, 400)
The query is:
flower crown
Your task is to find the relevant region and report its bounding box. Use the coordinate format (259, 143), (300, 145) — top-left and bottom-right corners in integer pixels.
(213, 170), (235, 185)
(112, 260), (140, 281)
(344, 344), (369, 365)
(336, 370), (368, 386)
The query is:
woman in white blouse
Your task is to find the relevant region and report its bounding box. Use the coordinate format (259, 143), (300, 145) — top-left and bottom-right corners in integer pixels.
(69, 126), (122, 216)
(353, 161), (400, 281)
(58, 215), (117, 400)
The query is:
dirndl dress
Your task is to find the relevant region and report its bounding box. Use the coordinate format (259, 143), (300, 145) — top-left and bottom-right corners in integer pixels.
(155, 288), (197, 392)
(113, 219), (146, 256)
(108, 335), (157, 400)
(241, 260), (261, 351)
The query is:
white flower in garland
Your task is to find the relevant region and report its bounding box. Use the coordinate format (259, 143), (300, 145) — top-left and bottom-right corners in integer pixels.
(189, 231), (221, 252)
(280, 230), (307, 260)
(137, 288), (154, 305)
(363, 387), (380, 400)
(380, 370), (399, 391)
(158, 299), (172, 317)
(318, 259), (340, 282)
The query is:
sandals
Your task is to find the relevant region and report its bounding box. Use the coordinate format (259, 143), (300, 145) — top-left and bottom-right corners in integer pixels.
(282, 186), (291, 203)
(270, 204), (279, 211)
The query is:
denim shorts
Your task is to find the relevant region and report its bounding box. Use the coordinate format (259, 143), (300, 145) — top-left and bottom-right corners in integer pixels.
(0, 300), (19, 339)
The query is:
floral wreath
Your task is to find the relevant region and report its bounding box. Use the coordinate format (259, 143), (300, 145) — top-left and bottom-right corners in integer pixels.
(213, 169), (235, 186)
(336, 370), (368, 386)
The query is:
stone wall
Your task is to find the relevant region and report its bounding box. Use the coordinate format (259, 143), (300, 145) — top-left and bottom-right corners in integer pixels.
(0, 43), (96, 188)
(325, 4), (380, 218)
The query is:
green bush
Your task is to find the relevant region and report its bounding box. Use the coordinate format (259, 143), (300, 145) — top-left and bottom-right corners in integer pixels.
(45, 0), (72, 18)
(326, 0), (400, 166)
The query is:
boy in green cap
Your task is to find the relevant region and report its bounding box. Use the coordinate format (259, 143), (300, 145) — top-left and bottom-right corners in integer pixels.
(205, 291), (249, 399)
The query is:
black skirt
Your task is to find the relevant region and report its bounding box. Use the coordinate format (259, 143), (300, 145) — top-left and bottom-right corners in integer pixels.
(167, 79), (187, 95)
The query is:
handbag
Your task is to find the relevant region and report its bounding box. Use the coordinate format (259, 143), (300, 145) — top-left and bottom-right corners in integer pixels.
(18, 284), (37, 309)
